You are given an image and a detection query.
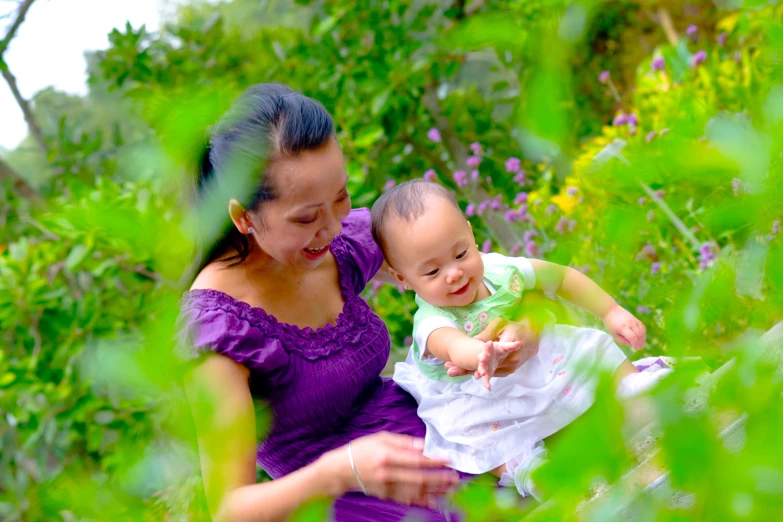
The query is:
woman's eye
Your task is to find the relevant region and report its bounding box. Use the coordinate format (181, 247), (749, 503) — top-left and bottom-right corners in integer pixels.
(425, 268), (439, 277)
(297, 216), (317, 225)
(456, 250), (467, 260)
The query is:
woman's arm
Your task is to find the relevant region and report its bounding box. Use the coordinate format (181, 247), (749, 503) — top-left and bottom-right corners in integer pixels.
(186, 355), (459, 521)
(186, 355), (340, 522)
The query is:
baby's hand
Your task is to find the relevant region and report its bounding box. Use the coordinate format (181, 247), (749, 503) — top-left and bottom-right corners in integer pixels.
(603, 305), (646, 351)
(476, 340), (520, 390)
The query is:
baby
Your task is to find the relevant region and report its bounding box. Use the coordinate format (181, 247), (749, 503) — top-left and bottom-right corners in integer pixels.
(370, 180), (669, 499)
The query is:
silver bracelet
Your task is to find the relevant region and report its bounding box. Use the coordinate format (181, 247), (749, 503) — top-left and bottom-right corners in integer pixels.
(347, 442), (368, 495)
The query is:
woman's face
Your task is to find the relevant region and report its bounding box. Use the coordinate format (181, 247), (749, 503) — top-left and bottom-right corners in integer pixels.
(245, 139), (351, 271)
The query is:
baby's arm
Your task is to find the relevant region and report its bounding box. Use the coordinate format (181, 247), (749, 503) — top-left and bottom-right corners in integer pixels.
(528, 260), (646, 350)
(426, 328), (519, 389)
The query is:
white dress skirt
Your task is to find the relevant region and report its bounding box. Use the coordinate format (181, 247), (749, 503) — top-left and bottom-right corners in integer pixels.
(392, 323), (628, 475)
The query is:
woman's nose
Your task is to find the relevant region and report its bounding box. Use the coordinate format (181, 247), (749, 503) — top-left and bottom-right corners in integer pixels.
(318, 213), (342, 239)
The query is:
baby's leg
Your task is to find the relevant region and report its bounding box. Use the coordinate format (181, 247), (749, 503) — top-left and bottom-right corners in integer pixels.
(613, 358), (639, 389)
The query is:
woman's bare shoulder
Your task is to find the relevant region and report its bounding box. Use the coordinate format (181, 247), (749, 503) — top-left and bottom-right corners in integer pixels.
(190, 262), (241, 293)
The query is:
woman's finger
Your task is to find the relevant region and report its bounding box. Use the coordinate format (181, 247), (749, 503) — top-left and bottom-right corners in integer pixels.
(492, 341), (520, 352)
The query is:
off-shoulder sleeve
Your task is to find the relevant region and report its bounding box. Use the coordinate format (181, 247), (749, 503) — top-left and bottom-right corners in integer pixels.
(335, 207), (384, 295)
(177, 294), (290, 388)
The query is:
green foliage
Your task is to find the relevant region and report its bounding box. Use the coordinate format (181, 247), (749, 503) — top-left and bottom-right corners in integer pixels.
(2, 0), (782, 520)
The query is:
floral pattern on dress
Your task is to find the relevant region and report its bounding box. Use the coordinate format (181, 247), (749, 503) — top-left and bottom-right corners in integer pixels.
(478, 311), (489, 324)
(463, 321), (474, 333)
(509, 273), (523, 294)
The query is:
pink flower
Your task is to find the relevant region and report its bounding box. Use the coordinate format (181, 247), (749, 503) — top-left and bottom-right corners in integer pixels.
(470, 142), (482, 155)
(453, 170), (468, 187)
(477, 201), (489, 216)
(566, 186), (578, 196)
(427, 128), (442, 142)
(513, 171), (526, 185)
(627, 113), (639, 127)
(599, 71), (610, 84)
(524, 240), (539, 257)
(384, 180), (396, 191)
(636, 305), (651, 315)
(514, 192), (528, 205)
(523, 230), (537, 242)
(504, 210), (519, 223)
(423, 169), (437, 181)
(651, 262), (661, 275)
(646, 131), (657, 143)
(481, 239), (492, 253)
(651, 56), (665, 71)
(505, 157), (521, 173)
(691, 50), (707, 67)
(717, 32), (727, 47)
(465, 203), (475, 217)
(485, 176), (492, 185)
(545, 204), (558, 216)
(686, 24), (698, 36)
(470, 170), (480, 181)
(509, 243), (522, 256)
(466, 155), (482, 167)
(638, 197), (647, 205)
(613, 112), (628, 126)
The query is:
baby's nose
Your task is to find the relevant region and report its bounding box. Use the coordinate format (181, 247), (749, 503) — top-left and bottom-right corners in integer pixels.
(446, 269), (463, 284)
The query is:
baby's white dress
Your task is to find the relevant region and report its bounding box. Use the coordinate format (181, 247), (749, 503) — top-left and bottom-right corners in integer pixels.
(392, 253), (628, 474)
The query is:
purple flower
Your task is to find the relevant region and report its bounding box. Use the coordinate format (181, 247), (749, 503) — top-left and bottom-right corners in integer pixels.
(651, 56), (665, 71)
(423, 169), (437, 181)
(504, 210), (519, 223)
(691, 50), (707, 67)
(384, 180), (396, 191)
(466, 203), (475, 217)
(489, 196), (502, 211)
(514, 192), (528, 205)
(453, 170), (468, 187)
(470, 170), (480, 181)
(599, 70), (611, 84)
(636, 305), (652, 315)
(686, 24), (698, 36)
(545, 204), (558, 216)
(466, 155), (482, 168)
(477, 201), (489, 216)
(717, 32), (727, 47)
(627, 113), (639, 127)
(517, 206), (530, 221)
(646, 131), (657, 143)
(613, 113), (628, 126)
(523, 230), (537, 242)
(638, 197), (647, 205)
(509, 243), (522, 256)
(505, 157), (521, 173)
(513, 170), (526, 185)
(655, 189), (666, 198)
(636, 244), (657, 261)
(699, 242), (713, 258)
(485, 176), (493, 185)
(555, 217), (569, 234)
(403, 335), (413, 347)
(481, 239), (492, 254)
(566, 186), (578, 196)
(699, 259), (710, 271)
(470, 142), (482, 155)
(427, 128), (442, 142)
(525, 240), (539, 257)
(651, 262), (661, 275)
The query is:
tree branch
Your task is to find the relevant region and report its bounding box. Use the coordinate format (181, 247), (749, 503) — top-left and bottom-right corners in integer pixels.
(2, 66), (46, 153)
(0, 0), (36, 56)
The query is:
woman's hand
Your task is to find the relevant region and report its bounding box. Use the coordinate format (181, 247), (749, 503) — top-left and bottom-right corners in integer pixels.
(444, 317), (541, 378)
(320, 432), (459, 509)
(602, 304), (646, 351)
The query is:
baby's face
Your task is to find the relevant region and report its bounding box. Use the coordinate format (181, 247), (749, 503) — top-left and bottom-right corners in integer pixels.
(386, 197), (484, 307)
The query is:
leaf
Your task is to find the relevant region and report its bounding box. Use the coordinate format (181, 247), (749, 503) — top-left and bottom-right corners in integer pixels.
(352, 126), (385, 148)
(371, 90), (390, 116)
(65, 245), (89, 272)
(0, 373), (16, 387)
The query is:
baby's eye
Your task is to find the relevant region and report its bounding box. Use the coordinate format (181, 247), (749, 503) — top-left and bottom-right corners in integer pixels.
(425, 268), (439, 277)
(456, 249), (467, 260)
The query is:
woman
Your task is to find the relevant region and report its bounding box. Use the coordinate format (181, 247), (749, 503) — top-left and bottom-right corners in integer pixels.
(179, 83), (539, 521)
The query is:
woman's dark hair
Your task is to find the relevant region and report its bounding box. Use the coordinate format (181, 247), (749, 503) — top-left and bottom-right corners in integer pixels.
(195, 83), (334, 269)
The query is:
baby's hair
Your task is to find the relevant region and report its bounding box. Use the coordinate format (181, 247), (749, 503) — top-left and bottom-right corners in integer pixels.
(371, 179), (463, 263)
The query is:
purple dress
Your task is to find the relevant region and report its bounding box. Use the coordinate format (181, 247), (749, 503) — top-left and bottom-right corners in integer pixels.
(179, 209), (462, 521)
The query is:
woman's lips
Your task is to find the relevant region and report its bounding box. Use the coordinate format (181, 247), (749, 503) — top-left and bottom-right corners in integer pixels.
(302, 244), (330, 260)
(451, 282), (470, 295)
